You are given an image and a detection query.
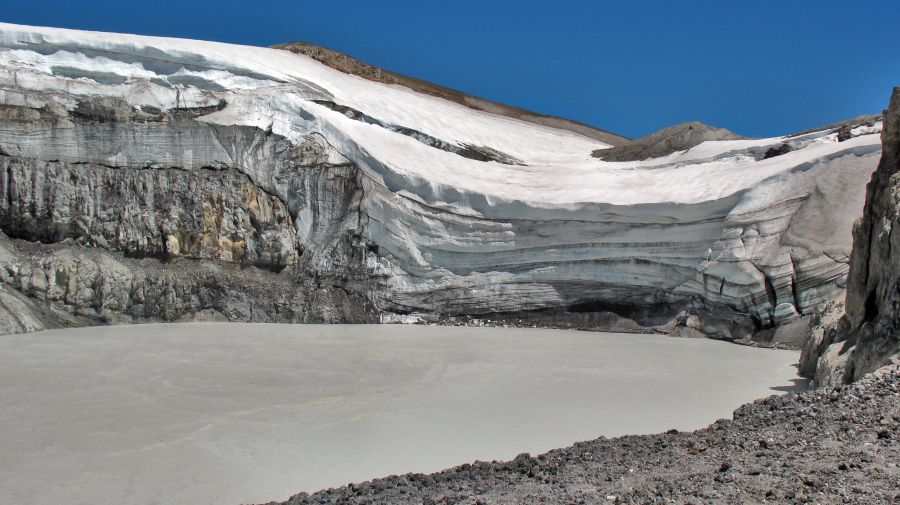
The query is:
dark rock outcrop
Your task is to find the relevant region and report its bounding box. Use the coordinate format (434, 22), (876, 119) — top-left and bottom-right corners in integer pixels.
(801, 88), (900, 386)
(762, 143), (793, 159)
(0, 231), (378, 330)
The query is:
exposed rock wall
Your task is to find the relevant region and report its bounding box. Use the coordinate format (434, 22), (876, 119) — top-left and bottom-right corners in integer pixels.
(802, 88), (900, 385)
(0, 157), (297, 270)
(0, 85), (382, 329)
(0, 232), (377, 331)
(801, 88), (900, 385)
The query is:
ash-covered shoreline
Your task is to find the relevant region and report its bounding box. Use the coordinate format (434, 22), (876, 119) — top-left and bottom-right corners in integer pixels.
(271, 362), (898, 505)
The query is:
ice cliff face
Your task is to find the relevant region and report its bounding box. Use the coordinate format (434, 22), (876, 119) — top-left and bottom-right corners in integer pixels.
(0, 23), (884, 337)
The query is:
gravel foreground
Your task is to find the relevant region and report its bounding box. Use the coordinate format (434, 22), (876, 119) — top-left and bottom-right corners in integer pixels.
(272, 363), (899, 505)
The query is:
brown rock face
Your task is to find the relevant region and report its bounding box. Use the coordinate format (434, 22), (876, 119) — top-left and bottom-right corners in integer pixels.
(801, 87), (900, 385)
(0, 158), (298, 271)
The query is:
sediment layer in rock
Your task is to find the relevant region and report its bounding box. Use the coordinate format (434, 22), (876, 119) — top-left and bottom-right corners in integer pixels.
(0, 233), (377, 334)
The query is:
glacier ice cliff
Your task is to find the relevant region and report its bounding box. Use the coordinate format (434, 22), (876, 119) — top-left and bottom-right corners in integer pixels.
(0, 23), (884, 339)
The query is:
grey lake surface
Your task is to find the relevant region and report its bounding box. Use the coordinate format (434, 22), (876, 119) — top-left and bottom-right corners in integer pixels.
(0, 323), (804, 505)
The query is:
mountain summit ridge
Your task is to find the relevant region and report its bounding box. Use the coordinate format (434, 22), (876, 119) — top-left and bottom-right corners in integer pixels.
(273, 40), (631, 146)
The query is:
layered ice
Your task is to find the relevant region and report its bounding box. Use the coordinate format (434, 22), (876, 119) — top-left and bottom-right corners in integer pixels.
(0, 22), (883, 333)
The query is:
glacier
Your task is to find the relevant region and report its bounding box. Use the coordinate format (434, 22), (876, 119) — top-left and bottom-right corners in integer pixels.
(0, 22), (883, 338)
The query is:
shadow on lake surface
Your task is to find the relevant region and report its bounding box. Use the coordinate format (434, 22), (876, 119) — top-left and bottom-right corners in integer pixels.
(770, 365), (812, 393)
(770, 377), (812, 393)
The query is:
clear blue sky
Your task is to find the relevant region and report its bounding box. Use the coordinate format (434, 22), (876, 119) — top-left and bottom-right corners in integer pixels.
(4, 0), (898, 138)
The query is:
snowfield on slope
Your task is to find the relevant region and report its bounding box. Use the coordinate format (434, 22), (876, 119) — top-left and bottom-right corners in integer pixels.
(0, 22), (880, 207)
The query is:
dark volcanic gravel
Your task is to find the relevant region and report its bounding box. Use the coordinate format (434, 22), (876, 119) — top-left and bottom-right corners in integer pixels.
(270, 363), (900, 505)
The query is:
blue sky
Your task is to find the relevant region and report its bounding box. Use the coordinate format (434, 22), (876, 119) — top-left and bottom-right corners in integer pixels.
(4, 0), (897, 138)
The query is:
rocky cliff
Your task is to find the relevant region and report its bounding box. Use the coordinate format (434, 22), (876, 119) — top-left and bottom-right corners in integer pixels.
(0, 23), (884, 337)
(801, 88), (900, 385)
